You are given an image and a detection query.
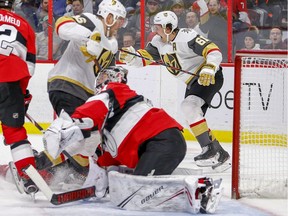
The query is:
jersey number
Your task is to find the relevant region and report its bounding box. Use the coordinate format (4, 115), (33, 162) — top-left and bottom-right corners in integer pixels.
(195, 36), (209, 46)
(0, 24), (17, 56)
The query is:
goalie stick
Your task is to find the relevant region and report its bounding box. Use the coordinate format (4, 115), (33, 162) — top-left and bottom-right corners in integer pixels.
(118, 48), (199, 77)
(24, 165), (96, 205)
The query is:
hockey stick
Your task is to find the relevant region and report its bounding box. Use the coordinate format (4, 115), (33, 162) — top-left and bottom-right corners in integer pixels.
(25, 113), (45, 133)
(24, 165), (96, 205)
(118, 48), (199, 77)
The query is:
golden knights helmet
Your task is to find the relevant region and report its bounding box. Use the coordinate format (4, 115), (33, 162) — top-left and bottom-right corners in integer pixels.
(97, 0), (127, 23)
(153, 11), (178, 32)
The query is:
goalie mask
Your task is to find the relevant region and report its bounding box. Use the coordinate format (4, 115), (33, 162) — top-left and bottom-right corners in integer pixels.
(0, 0), (14, 8)
(95, 66), (128, 93)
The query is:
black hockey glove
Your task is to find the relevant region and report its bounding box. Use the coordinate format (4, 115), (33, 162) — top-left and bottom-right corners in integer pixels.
(24, 89), (32, 114)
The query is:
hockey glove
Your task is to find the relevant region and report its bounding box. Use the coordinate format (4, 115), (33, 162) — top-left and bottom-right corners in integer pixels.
(119, 46), (136, 64)
(198, 64), (217, 86)
(24, 89), (32, 114)
(80, 31), (103, 63)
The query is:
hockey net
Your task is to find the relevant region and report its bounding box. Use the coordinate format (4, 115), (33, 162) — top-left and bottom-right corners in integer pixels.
(232, 50), (288, 199)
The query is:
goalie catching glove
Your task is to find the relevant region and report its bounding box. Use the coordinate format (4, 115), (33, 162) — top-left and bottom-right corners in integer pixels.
(80, 31), (103, 63)
(43, 110), (94, 159)
(198, 63), (217, 86)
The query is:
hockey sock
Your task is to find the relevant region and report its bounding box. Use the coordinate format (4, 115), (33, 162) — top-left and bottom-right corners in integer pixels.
(190, 119), (211, 148)
(10, 140), (36, 178)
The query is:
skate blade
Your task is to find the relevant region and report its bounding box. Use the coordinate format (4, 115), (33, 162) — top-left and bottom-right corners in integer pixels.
(195, 157), (218, 167)
(8, 161), (25, 194)
(212, 159), (231, 172)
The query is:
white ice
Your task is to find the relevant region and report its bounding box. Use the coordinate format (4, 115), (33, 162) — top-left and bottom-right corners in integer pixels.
(0, 135), (287, 216)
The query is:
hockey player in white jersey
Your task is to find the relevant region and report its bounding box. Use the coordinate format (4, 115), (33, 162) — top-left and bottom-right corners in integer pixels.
(36, 0), (128, 181)
(119, 11), (230, 171)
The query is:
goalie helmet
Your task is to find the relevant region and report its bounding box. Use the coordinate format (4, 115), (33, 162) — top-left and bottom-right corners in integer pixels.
(0, 0), (14, 8)
(153, 11), (178, 32)
(96, 66), (128, 93)
(97, 0), (127, 24)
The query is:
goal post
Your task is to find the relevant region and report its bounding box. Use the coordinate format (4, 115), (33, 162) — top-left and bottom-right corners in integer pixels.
(232, 50), (288, 199)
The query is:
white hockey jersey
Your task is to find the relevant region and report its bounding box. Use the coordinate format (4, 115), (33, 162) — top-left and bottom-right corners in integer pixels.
(132, 28), (222, 84)
(48, 13), (117, 100)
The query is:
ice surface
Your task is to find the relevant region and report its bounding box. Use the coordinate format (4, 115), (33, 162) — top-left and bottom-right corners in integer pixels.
(0, 135), (286, 216)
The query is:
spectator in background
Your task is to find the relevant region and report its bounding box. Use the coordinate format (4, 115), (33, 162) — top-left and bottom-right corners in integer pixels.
(126, 0), (161, 46)
(242, 26), (260, 50)
(36, 15), (64, 60)
(36, 0), (48, 21)
(196, 0), (228, 62)
(252, 0), (282, 27)
(14, 0), (40, 32)
(170, 0), (186, 28)
(185, 11), (206, 37)
(64, 0), (84, 16)
(233, 0), (251, 51)
(83, 0), (93, 13)
(53, 0), (67, 19)
(263, 27), (287, 50)
(123, 31), (137, 48)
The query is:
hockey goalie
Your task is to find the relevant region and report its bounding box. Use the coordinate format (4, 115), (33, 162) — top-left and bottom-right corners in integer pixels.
(40, 66), (223, 213)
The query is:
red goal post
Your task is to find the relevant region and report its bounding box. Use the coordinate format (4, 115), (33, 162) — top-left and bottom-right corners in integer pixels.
(232, 50), (288, 199)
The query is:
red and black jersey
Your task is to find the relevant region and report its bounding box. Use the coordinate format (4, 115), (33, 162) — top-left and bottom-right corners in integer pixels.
(0, 9), (36, 82)
(72, 82), (184, 168)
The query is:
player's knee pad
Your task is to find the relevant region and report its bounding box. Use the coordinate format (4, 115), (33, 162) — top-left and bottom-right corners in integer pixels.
(2, 125), (27, 144)
(180, 95), (205, 124)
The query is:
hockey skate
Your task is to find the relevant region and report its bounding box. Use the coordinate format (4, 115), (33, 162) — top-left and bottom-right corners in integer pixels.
(194, 142), (231, 171)
(8, 161), (38, 199)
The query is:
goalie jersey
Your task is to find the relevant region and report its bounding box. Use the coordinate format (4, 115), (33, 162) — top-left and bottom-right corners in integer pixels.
(133, 28), (222, 84)
(72, 82), (183, 168)
(48, 13), (117, 101)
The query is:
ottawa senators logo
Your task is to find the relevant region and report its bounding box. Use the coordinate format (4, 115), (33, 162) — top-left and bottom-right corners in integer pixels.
(94, 48), (114, 75)
(161, 53), (182, 76)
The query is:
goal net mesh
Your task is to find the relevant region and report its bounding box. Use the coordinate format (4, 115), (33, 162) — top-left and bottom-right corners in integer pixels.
(233, 51), (287, 198)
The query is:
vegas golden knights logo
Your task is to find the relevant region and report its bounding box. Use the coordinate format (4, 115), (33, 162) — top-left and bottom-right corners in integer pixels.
(94, 48), (114, 75)
(161, 53), (181, 76)
(111, 0), (116, 5)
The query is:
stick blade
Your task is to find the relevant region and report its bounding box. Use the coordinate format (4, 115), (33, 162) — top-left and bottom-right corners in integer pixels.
(50, 186), (96, 205)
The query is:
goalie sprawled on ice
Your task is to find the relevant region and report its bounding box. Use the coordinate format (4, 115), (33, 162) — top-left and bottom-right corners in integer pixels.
(34, 66), (223, 213)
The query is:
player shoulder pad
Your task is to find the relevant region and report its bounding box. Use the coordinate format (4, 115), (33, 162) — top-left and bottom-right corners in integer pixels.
(55, 16), (75, 33)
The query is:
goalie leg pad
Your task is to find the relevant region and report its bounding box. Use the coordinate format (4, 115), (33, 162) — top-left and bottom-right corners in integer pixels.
(109, 171), (202, 213)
